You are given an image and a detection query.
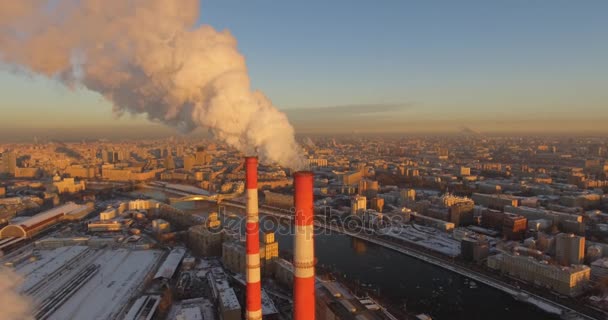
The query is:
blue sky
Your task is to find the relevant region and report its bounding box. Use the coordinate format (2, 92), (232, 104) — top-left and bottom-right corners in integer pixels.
(1, 0), (607, 136)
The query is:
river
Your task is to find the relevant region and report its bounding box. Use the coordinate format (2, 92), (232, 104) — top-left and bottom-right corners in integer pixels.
(137, 188), (559, 319)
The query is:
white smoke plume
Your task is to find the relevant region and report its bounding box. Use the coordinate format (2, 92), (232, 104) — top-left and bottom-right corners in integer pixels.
(0, 0), (304, 169)
(0, 267), (33, 320)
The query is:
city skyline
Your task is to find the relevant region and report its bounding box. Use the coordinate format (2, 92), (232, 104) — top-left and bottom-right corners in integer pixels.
(2, 1), (608, 320)
(1, 0), (608, 138)
(1, 134), (608, 319)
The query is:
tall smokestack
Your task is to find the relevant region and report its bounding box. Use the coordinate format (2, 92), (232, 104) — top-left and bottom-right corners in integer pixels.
(293, 171), (315, 320)
(245, 157), (262, 320)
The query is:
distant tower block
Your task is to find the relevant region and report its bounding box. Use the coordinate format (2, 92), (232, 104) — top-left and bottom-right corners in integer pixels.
(293, 171), (315, 320)
(245, 157), (262, 320)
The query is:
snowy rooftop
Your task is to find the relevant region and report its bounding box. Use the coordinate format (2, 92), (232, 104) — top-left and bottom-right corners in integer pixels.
(168, 298), (216, 320)
(219, 288), (241, 311)
(123, 295), (161, 320)
(18, 246), (89, 293)
(591, 258), (608, 269)
(175, 307), (202, 320)
(154, 247), (186, 279)
(261, 289), (279, 315)
(163, 183), (212, 196)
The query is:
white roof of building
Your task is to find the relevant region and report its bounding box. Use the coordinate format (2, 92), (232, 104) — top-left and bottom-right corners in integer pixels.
(123, 295), (161, 320)
(154, 247), (186, 279)
(175, 307), (202, 320)
(219, 288), (240, 311)
(591, 258), (608, 269)
(261, 289), (279, 315)
(164, 183), (211, 195)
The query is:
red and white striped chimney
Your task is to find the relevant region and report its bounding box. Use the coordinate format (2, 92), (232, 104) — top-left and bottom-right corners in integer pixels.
(293, 171), (315, 320)
(245, 157), (262, 320)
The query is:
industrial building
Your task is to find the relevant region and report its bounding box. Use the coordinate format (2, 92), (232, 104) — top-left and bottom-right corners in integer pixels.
(154, 247), (186, 280)
(0, 202), (93, 238)
(167, 298), (217, 320)
(123, 295), (161, 320)
(207, 267), (242, 320)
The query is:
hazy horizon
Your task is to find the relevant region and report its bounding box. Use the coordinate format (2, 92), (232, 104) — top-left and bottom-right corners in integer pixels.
(1, 0), (607, 141)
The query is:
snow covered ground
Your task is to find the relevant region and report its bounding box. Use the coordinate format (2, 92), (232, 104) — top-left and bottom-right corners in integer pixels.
(17, 245), (90, 294)
(48, 248), (163, 320)
(8, 246), (163, 320)
(381, 224), (461, 257)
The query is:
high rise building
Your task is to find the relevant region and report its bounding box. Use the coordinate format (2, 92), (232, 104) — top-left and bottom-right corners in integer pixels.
(502, 213), (527, 240)
(184, 155), (196, 172)
(400, 188), (416, 203)
(461, 237), (489, 263)
(459, 166), (471, 176)
(176, 145), (185, 157)
(370, 197), (384, 213)
(1, 151), (17, 175)
(116, 149), (129, 161)
(556, 233), (585, 266)
(164, 156), (176, 170)
(359, 179), (379, 198)
(195, 147), (207, 165)
(101, 149), (116, 164)
(351, 195), (367, 215)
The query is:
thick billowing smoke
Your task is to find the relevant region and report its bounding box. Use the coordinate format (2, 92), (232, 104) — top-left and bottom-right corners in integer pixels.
(0, 0), (304, 169)
(0, 267), (33, 320)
